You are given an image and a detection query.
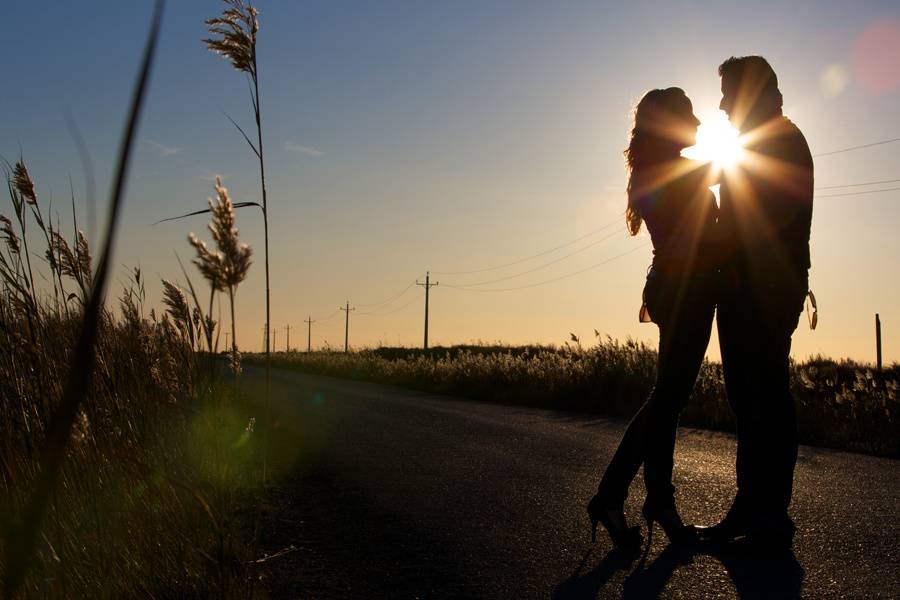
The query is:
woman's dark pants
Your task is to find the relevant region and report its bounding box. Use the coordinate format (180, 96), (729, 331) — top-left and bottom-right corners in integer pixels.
(595, 271), (715, 509)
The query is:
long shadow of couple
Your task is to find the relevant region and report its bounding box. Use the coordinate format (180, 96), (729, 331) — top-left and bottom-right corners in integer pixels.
(552, 542), (804, 599)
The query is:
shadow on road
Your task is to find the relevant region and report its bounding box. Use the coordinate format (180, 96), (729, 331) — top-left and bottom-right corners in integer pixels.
(713, 547), (805, 599)
(552, 543), (805, 599)
(551, 547), (639, 599)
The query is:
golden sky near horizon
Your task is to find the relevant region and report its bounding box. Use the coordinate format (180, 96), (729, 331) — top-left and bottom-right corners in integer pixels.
(2, 2), (898, 364)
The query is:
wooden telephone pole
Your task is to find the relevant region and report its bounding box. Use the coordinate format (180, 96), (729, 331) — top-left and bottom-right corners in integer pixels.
(416, 272), (439, 349)
(304, 316), (315, 352)
(876, 313), (883, 371)
(284, 324), (292, 353)
(339, 302), (355, 352)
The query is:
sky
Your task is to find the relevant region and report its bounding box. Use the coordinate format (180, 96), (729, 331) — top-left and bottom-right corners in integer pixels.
(1, 1), (899, 363)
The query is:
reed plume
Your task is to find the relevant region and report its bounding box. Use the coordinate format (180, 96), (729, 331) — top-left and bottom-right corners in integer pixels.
(161, 278), (194, 348)
(205, 0), (271, 474)
(204, 0), (258, 77)
(1, 214), (20, 255)
(12, 161), (37, 205)
(188, 177), (251, 373)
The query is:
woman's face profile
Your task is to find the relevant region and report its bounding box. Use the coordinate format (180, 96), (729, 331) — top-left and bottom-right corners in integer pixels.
(667, 97), (701, 149)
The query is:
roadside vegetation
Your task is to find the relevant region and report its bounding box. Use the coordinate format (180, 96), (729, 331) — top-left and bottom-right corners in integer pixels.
(0, 2), (274, 594)
(258, 339), (899, 457)
(0, 157), (266, 595)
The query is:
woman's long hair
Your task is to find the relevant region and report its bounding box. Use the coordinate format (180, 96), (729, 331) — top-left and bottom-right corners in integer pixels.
(624, 88), (693, 236)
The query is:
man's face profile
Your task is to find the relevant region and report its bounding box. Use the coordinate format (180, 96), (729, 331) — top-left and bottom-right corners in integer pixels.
(719, 75), (738, 128)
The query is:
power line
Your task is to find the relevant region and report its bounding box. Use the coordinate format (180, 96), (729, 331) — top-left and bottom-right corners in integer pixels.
(431, 216), (623, 276)
(444, 243), (649, 293)
(312, 309), (340, 322)
(815, 178), (900, 190)
(355, 280), (416, 308)
(446, 229), (624, 288)
(357, 295), (419, 317)
(816, 186), (900, 198)
(813, 137), (900, 158)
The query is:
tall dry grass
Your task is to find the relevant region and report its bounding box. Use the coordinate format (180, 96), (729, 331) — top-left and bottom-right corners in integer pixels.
(0, 166), (263, 596)
(0, 4), (273, 595)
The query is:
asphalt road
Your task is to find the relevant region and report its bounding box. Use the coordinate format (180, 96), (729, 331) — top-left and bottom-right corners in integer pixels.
(244, 365), (899, 599)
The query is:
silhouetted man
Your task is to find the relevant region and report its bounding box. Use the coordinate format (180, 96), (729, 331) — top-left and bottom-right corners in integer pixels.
(700, 56), (814, 552)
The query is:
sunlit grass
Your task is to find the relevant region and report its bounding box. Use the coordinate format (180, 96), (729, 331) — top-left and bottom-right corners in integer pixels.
(0, 158), (265, 596)
(259, 340), (899, 457)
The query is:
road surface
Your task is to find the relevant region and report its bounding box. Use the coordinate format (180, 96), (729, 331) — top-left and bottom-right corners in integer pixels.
(243, 365), (899, 599)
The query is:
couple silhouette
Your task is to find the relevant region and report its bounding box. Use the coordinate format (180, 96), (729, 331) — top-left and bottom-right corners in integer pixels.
(588, 56), (814, 559)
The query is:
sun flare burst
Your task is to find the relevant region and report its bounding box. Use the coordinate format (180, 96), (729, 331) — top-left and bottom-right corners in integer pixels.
(682, 112), (745, 169)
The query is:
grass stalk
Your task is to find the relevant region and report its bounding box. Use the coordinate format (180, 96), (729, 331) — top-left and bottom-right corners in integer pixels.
(2, 2), (164, 594)
(250, 45), (271, 484)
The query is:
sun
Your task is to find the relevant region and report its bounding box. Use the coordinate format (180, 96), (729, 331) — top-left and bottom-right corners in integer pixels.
(682, 111), (745, 169)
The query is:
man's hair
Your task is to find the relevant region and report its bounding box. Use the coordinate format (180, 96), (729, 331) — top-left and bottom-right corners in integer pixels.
(718, 55), (779, 92)
(718, 55), (783, 114)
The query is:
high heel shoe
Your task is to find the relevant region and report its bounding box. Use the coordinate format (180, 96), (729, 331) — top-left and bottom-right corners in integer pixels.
(641, 502), (698, 546)
(586, 494), (643, 556)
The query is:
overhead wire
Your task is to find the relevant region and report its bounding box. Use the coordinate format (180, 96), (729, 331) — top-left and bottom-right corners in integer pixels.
(443, 243), (649, 293)
(812, 137), (900, 158)
(431, 215), (623, 276)
(815, 178), (900, 190)
(446, 228), (625, 288)
(311, 309), (341, 322)
(816, 186), (900, 198)
(357, 296), (419, 317)
(355, 280), (416, 308)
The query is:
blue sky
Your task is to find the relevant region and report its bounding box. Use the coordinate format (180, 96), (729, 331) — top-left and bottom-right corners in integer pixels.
(2, 1), (899, 361)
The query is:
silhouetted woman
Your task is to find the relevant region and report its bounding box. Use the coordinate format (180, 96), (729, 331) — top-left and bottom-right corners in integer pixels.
(587, 88), (718, 556)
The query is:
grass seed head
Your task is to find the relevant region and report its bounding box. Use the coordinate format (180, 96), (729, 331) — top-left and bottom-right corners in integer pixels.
(13, 161), (37, 205)
(207, 177), (252, 288)
(204, 0), (259, 75)
(1, 215), (21, 254)
(188, 233), (227, 292)
(161, 279), (192, 334)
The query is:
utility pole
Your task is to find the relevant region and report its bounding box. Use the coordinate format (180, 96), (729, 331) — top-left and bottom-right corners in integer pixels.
(285, 324), (292, 353)
(339, 302), (355, 352)
(876, 313), (883, 371)
(272, 328), (277, 353)
(304, 316), (315, 352)
(416, 271), (439, 350)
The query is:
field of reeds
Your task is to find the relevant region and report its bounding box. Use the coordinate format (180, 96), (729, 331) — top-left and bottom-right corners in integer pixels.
(0, 2), (278, 595)
(0, 160), (269, 596)
(258, 339), (899, 457)
(1, 77), (261, 600)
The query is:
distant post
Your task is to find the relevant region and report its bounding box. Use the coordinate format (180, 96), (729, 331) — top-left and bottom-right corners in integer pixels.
(339, 302), (355, 352)
(416, 271), (439, 350)
(285, 324), (291, 353)
(272, 328), (277, 353)
(304, 316), (315, 353)
(876, 313), (882, 371)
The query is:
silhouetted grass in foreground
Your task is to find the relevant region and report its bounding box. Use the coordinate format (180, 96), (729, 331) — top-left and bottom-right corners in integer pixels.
(257, 342), (898, 457)
(0, 133), (262, 599)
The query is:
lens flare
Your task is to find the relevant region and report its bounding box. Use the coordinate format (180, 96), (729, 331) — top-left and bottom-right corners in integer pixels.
(682, 112), (745, 169)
